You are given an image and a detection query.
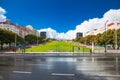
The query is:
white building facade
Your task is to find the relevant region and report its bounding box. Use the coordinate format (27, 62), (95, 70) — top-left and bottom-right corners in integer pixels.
(0, 20), (19, 35)
(0, 20), (39, 38)
(86, 22), (120, 36)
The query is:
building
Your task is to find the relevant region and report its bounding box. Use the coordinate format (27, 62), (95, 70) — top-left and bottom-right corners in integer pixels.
(85, 22), (120, 36)
(19, 27), (26, 38)
(107, 22), (120, 30)
(40, 31), (46, 38)
(0, 20), (39, 38)
(0, 20), (27, 38)
(32, 29), (39, 36)
(76, 32), (83, 38)
(0, 20), (19, 35)
(26, 26), (39, 36)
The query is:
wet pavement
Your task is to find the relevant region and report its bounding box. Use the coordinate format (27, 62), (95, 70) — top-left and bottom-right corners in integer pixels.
(0, 56), (120, 80)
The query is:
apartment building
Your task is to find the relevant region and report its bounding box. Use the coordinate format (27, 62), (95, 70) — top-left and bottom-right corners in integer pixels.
(0, 20), (19, 35)
(86, 22), (120, 36)
(0, 20), (39, 38)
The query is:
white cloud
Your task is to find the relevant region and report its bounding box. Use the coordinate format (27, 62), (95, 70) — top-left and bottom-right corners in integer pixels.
(75, 18), (105, 36)
(0, 7), (6, 22)
(38, 28), (76, 40)
(26, 25), (34, 30)
(103, 9), (120, 21)
(38, 28), (58, 39)
(38, 9), (120, 40)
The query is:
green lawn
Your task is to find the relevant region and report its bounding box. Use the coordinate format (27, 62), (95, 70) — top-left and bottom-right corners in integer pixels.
(25, 41), (91, 52)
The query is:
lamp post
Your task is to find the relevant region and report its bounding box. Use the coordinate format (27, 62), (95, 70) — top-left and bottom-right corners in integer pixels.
(104, 20), (109, 53)
(113, 19), (120, 50)
(36, 32), (38, 46)
(15, 34), (17, 48)
(23, 31), (26, 53)
(91, 29), (97, 53)
(37, 36), (38, 46)
(83, 32), (86, 55)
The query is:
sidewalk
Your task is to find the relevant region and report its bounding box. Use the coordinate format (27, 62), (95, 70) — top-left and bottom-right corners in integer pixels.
(94, 49), (120, 53)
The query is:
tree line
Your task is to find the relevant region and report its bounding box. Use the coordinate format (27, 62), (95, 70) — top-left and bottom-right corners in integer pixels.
(74, 29), (120, 49)
(0, 28), (49, 50)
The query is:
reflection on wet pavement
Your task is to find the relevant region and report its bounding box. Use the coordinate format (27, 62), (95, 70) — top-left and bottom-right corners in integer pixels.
(0, 56), (120, 80)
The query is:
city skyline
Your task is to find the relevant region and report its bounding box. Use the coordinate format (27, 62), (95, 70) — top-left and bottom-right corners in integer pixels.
(0, 0), (120, 39)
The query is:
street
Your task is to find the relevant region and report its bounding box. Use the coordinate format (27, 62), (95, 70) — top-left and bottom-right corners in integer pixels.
(0, 56), (120, 80)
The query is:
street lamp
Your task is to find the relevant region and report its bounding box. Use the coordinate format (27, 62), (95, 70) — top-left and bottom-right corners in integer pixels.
(23, 31), (26, 53)
(37, 36), (38, 45)
(113, 19), (119, 50)
(104, 20), (109, 53)
(15, 34), (17, 48)
(91, 29), (97, 53)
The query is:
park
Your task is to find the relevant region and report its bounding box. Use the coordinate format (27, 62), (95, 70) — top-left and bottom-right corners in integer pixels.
(24, 41), (91, 52)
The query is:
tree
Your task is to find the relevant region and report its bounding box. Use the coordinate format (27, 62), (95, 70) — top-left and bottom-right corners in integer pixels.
(74, 29), (120, 50)
(101, 29), (115, 49)
(85, 35), (96, 45)
(0, 28), (24, 50)
(25, 34), (45, 44)
(117, 29), (120, 49)
(75, 37), (86, 44)
(38, 37), (44, 43)
(95, 33), (103, 45)
(107, 29), (115, 48)
(25, 34), (37, 44)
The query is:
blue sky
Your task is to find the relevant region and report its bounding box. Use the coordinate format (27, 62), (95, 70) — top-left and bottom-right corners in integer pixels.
(1, 0), (120, 33)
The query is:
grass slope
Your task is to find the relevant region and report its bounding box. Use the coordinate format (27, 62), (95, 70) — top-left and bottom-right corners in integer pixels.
(25, 41), (90, 52)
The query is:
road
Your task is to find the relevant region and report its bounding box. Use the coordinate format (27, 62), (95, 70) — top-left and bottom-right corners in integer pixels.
(0, 56), (120, 80)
